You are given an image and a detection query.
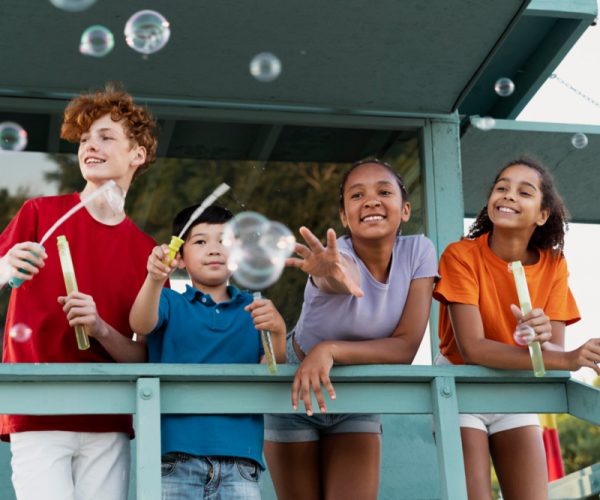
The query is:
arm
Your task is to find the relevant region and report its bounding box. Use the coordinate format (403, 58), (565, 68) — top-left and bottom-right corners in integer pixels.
(129, 244), (176, 336)
(286, 226), (364, 297)
(0, 242), (48, 288)
(245, 297), (287, 363)
(59, 291), (147, 362)
(292, 277), (434, 415)
(449, 303), (600, 373)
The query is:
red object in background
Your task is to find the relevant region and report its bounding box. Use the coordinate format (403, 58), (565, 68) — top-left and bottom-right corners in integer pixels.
(540, 414), (565, 481)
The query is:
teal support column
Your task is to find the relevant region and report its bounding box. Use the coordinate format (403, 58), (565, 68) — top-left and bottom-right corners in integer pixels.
(136, 378), (161, 500)
(421, 113), (464, 359)
(431, 376), (467, 500)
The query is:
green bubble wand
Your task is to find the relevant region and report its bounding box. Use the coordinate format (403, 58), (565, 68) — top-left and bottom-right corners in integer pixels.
(510, 261), (546, 377)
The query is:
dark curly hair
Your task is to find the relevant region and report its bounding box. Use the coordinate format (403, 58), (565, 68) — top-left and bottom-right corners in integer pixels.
(60, 83), (158, 179)
(467, 157), (569, 253)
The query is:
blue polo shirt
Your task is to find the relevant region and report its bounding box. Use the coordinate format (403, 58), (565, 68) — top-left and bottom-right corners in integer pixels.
(147, 285), (265, 467)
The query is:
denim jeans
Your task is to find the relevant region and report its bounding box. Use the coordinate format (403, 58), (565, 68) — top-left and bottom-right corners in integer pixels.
(161, 453), (261, 500)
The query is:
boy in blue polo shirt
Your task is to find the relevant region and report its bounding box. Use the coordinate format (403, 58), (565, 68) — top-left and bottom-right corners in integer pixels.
(129, 205), (286, 500)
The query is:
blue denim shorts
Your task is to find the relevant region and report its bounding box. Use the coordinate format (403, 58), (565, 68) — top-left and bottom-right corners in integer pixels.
(161, 453), (261, 500)
(264, 333), (382, 443)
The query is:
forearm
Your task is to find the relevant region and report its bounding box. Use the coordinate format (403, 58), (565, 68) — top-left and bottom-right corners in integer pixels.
(326, 336), (421, 365)
(94, 322), (147, 362)
(271, 330), (286, 363)
(129, 275), (163, 335)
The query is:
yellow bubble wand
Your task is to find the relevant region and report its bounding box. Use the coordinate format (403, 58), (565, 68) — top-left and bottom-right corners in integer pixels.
(510, 261), (546, 377)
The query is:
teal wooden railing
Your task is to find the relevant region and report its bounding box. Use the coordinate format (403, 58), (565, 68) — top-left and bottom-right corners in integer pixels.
(0, 364), (599, 500)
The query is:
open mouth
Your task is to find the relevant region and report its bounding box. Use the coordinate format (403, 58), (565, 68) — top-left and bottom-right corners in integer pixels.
(84, 157), (106, 165)
(496, 206), (518, 214)
(361, 215), (385, 222)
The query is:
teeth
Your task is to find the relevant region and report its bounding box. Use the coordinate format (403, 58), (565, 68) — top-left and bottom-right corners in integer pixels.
(498, 207), (517, 214)
(362, 215), (384, 222)
(85, 158), (104, 164)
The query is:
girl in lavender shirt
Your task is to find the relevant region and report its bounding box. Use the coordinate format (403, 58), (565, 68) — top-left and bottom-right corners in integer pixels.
(264, 159), (438, 500)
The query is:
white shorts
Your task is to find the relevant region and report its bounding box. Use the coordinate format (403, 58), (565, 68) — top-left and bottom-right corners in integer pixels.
(10, 431), (130, 500)
(434, 353), (540, 435)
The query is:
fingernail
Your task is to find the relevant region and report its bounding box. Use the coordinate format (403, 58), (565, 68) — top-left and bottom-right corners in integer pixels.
(331, 395), (336, 400)
(307, 410), (313, 416)
(292, 405), (297, 411)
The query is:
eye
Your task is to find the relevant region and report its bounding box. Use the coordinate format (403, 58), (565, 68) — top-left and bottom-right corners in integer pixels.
(194, 239), (206, 245)
(101, 135), (114, 141)
(350, 192), (363, 199)
(495, 185), (507, 192)
(380, 190), (393, 196)
(520, 191), (533, 197)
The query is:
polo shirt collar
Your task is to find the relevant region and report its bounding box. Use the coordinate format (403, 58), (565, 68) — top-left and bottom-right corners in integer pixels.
(183, 284), (244, 305)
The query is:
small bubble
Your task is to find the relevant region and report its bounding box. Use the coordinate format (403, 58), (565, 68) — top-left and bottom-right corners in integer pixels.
(250, 52), (282, 82)
(571, 133), (588, 150)
(49, 0), (96, 11)
(472, 116), (496, 131)
(9, 323), (33, 343)
(124, 10), (171, 55)
(0, 122), (28, 151)
(494, 78), (515, 97)
(79, 25), (114, 58)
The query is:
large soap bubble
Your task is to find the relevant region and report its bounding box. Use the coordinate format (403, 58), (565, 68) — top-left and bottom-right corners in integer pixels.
(249, 53), (282, 82)
(494, 77), (515, 97)
(49, 0), (96, 12)
(124, 10), (171, 55)
(571, 133), (588, 150)
(0, 122), (28, 151)
(80, 25), (114, 57)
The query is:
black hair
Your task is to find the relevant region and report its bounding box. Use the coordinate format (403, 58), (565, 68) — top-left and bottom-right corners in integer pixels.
(338, 157), (409, 209)
(172, 205), (233, 241)
(467, 156), (569, 253)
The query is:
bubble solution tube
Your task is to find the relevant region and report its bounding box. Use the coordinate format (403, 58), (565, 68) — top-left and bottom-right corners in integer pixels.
(165, 183), (231, 263)
(57, 235), (90, 350)
(9, 180), (118, 288)
(510, 261), (545, 377)
(253, 291), (277, 374)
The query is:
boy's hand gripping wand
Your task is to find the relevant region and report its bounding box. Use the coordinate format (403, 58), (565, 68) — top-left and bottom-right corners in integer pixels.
(252, 291), (277, 374)
(510, 261), (546, 377)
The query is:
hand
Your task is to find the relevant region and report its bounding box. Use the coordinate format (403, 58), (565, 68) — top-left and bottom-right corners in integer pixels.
(0, 242), (48, 284)
(291, 342), (336, 415)
(245, 298), (285, 336)
(567, 339), (600, 374)
(58, 291), (108, 339)
(147, 244), (178, 282)
(510, 304), (552, 344)
(286, 227), (364, 297)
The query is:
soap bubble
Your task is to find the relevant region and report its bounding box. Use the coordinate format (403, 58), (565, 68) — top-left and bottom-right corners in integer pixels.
(9, 323), (33, 343)
(0, 122), (28, 151)
(124, 10), (171, 55)
(49, 0), (96, 12)
(472, 116), (496, 131)
(513, 324), (535, 346)
(249, 53), (282, 82)
(571, 133), (588, 150)
(103, 182), (126, 214)
(494, 77), (515, 97)
(79, 25), (114, 58)
(223, 212), (295, 290)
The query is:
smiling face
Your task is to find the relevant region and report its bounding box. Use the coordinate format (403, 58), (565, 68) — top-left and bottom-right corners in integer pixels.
(78, 113), (146, 190)
(487, 163), (549, 232)
(179, 222), (231, 289)
(339, 162), (410, 241)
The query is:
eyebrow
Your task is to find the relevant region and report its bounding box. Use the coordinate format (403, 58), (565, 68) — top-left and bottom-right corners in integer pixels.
(495, 177), (538, 191)
(346, 180), (395, 191)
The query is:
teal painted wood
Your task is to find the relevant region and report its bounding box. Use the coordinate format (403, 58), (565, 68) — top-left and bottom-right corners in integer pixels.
(526, 0), (597, 18)
(431, 377), (467, 500)
(422, 115), (464, 359)
(136, 378), (161, 500)
(566, 379), (600, 426)
(549, 462), (600, 499)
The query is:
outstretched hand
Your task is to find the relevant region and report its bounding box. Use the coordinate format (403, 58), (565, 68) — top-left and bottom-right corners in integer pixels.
(292, 342), (336, 415)
(286, 227), (364, 297)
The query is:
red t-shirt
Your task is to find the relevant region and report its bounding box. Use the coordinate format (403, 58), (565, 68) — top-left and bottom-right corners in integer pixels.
(434, 232), (580, 365)
(0, 194), (155, 440)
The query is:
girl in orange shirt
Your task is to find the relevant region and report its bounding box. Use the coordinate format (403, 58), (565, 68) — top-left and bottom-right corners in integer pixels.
(434, 157), (600, 500)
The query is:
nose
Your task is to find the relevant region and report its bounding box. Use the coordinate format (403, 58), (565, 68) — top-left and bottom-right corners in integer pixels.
(82, 140), (98, 153)
(502, 190), (516, 201)
(364, 197), (382, 208)
(208, 247), (222, 256)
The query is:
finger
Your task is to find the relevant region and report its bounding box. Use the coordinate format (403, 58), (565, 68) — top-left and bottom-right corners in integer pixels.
(321, 374), (336, 402)
(293, 243), (311, 259)
(348, 282), (365, 298)
(298, 226), (325, 253)
(291, 375), (300, 410)
(300, 378), (314, 416)
(510, 304), (523, 321)
(532, 332), (552, 344)
(311, 377), (327, 413)
(285, 257), (308, 269)
(326, 228), (338, 252)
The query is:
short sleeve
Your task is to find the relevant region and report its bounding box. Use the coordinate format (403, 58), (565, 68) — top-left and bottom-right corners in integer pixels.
(412, 236), (439, 280)
(0, 199), (38, 256)
(433, 244), (480, 306)
(545, 256), (580, 325)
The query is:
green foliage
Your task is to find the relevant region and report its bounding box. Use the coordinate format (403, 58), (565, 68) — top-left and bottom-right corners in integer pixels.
(557, 413), (600, 474)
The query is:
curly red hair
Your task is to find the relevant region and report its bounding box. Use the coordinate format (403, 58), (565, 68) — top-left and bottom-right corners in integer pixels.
(60, 84), (158, 179)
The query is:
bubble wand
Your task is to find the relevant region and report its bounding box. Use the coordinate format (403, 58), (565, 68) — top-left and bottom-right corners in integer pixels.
(510, 261), (546, 377)
(165, 183), (231, 263)
(252, 291), (278, 374)
(56, 235), (90, 350)
(9, 180), (120, 288)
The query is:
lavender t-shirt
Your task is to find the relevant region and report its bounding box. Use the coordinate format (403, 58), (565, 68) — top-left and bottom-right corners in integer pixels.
(294, 234), (438, 354)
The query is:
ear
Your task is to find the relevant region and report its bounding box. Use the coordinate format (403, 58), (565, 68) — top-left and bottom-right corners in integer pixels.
(176, 255), (187, 270)
(401, 201), (411, 223)
(536, 208), (550, 226)
(339, 208), (348, 228)
(130, 145), (147, 169)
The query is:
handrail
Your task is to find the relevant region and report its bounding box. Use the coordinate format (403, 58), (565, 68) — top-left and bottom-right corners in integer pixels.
(0, 364), (598, 500)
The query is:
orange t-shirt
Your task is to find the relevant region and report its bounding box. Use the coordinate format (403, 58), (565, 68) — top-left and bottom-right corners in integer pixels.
(433, 232), (580, 365)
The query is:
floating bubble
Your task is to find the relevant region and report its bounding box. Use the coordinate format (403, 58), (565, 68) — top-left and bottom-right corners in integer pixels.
(571, 133), (588, 150)
(49, 0), (96, 11)
(472, 116), (496, 132)
(0, 122), (28, 151)
(124, 10), (171, 55)
(260, 221), (296, 257)
(494, 77), (515, 97)
(513, 324), (535, 346)
(9, 323), (33, 343)
(103, 182), (126, 214)
(79, 25), (114, 58)
(249, 52), (282, 82)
